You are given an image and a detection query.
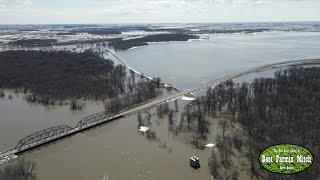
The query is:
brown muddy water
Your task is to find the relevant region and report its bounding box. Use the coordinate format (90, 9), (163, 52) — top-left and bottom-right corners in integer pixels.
(0, 90), (104, 152)
(18, 100), (221, 180)
(0, 89), (223, 179)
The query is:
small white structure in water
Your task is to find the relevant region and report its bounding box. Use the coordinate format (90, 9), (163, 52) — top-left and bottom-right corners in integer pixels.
(190, 156), (200, 169)
(139, 126), (150, 132)
(205, 143), (216, 148)
(181, 95), (196, 101)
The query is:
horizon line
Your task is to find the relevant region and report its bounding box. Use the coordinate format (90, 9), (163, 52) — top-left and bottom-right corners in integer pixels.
(0, 20), (320, 26)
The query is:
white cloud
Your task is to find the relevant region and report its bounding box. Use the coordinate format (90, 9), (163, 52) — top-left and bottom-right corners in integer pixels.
(0, 0), (35, 14)
(0, 0), (33, 8)
(0, 0), (319, 24)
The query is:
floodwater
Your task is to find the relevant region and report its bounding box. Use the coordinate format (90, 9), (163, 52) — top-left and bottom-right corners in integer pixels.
(118, 31), (320, 88)
(1, 31), (320, 179)
(22, 104), (224, 180)
(0, 90), (104, 152)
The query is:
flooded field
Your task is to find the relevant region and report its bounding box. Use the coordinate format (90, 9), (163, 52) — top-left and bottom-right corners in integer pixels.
(118, 31), (320, 88)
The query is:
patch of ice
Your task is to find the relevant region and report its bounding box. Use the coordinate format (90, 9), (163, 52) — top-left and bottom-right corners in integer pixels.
(190, 29), (200, 32)
(205, 143), (215, 148)
(164, 84), (170, 88)
(139, 126), (150, 132)
(188, 38), (207, 42)
(126, 45), (147, 51)
(181, 95), (196, 101)
(166, 98), (176, 103)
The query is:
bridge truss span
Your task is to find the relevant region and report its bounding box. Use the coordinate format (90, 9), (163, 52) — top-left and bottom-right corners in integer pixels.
(76, 111), (111, 128)
(14, 125), (73, 151)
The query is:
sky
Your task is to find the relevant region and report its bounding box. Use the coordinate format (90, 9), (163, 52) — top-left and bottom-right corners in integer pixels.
(0, 0), (319, 24)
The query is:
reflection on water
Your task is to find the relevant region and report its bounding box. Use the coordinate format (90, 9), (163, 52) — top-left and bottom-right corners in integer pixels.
(118, 32), (320, 88)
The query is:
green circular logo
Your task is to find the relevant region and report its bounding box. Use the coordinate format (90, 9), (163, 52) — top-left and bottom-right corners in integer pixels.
(259, 144), (313, 174)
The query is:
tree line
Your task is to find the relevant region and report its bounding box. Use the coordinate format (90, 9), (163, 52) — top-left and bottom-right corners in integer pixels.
(9, 39), (58, 47)
(7, 33), (198, 50)
(183, 66), (320, 179)
(0, 50), (161, 107)
(104, 78), (162, 114)
(8, 38), (122, 47)
(108, 33), (199, 50)
(68, 28), (122, 35)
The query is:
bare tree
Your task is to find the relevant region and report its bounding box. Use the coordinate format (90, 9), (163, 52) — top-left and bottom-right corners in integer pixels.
(168, 110), (174, 125)
(174, 99), (179, 112)
(219, 119), (229, 139)
(137, 111), (143, 127)
(0, 158), (36, 180)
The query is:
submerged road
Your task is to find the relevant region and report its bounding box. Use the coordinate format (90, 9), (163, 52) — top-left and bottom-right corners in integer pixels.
(106, 49), (180, 91)
(0, 58), (319, 163)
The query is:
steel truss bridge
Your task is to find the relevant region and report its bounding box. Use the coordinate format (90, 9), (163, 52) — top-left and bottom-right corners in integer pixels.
(13, 110), (114, 152)
(1, 111), (122, 158)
